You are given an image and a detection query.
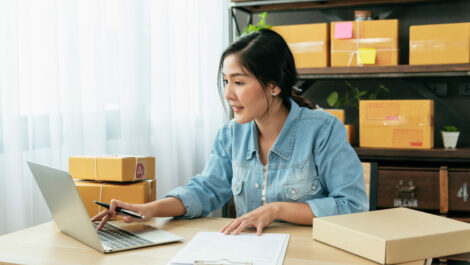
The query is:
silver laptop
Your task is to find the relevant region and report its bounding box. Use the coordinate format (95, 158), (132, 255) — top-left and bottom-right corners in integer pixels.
(27, 161), (183, 253)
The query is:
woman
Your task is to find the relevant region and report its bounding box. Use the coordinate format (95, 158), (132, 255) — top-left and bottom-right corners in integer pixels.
(92, 29), (368, 235)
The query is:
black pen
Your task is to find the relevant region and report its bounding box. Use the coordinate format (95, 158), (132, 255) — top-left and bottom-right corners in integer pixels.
(93, 201), (144, 219)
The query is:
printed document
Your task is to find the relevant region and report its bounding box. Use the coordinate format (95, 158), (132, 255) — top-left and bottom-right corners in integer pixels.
(169, 232), (290, 265)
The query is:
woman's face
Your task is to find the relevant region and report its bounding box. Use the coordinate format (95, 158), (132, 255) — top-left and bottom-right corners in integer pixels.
(222, 54), (274, 124)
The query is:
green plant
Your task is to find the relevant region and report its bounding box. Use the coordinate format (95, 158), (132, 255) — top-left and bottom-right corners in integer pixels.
(442, 125), (459, 132)
(241, 12), (272, 36)
(327, 81), (390, 109)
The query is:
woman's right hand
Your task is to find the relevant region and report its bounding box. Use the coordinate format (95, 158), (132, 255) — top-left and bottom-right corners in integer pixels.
(91, 199), (151, 230)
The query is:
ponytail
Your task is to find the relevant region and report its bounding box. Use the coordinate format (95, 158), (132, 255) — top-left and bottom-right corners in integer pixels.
(291, 90), (313, 109)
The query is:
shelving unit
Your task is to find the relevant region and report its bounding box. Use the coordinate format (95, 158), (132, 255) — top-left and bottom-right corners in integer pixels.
(298, 64), (470, 79)
(230, 0), (445, 12)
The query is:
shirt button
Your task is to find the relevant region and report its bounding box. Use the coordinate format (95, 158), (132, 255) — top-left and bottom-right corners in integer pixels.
(312, 184), (315, 190)
(255, 183), (260, 189)
(291, 188), (296, 195)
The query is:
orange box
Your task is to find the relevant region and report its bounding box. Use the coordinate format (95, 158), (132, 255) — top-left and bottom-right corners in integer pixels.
(359, 100), (434, 149)
(323, 109), (345, 123)
(345, 124), (356, 145)
(331, 20), (399, 66)
(272, 23), (329, 68)
(410, 22), (470, 65)
(74, 179), (156, 218)
(69, 156), (155, 182)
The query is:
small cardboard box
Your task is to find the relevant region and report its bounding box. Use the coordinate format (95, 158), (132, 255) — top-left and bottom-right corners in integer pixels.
(410, 22), (470, 65)
(359, 100), (434, 149)
(69, 156), (155, 182)
(345, 124), (356, 145)
(323, 108), (345, 123)
(312, 208), (470, 264)
(272, 23), (329, 68)
(74, 179), (156, 218)
(331, 20), (399, 66)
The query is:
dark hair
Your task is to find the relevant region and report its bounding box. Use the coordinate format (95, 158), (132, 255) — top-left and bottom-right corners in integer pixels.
(217, 28), (313, 117)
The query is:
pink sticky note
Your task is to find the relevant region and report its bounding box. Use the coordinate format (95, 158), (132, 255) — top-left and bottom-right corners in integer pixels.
(335, 22), (353, 39)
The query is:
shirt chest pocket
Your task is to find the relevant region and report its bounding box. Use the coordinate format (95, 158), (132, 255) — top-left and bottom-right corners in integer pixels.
(283, 177), (321, 201)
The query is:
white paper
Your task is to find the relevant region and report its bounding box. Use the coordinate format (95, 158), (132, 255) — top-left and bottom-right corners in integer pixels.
(169, 232), (290, 265)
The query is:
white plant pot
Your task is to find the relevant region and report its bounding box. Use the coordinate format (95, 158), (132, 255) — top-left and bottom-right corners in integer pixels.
(441, 131), (460, 149)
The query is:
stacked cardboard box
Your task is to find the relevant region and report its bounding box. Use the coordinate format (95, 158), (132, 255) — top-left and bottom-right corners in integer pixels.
(322, 109), (356, 145)
(359, 100), (434, 149)
(331, 19), (399, 66)
(69, 156), (156, 218)
(272, 23), (329, 68)
(410, 22), (470, 65)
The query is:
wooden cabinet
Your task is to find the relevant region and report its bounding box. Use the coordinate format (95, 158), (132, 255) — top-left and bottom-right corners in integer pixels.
(449, 168), (470, 212)
(377, 166), (440, 211)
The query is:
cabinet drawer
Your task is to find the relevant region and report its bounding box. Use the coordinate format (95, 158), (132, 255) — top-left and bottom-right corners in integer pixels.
(377, 167), (440, 210)
(449, 168), (470, 212)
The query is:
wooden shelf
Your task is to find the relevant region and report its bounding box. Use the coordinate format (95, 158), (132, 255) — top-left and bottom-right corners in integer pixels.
(230, 0), (445, 12)
(354, 147), (470, 163)
(297, 64), (470, 79)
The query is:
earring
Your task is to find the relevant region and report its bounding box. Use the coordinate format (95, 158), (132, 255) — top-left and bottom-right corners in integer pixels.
(272, 93), (276, 96)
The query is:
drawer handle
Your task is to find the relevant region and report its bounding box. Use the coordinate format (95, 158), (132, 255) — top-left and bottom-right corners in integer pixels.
(396, 180), (417, 200)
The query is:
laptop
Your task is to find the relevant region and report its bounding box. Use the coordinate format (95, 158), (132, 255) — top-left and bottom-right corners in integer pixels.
(27, 161), (183, 253)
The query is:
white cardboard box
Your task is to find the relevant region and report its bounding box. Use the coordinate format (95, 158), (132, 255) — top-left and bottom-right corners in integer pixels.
(312, 208), (470, 264)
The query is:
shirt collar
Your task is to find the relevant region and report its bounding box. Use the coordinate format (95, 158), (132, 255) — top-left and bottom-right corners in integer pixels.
(246, 99), (301, 161)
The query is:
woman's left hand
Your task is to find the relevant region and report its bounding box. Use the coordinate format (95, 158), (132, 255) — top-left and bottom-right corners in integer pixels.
(220, 203), (279, 236)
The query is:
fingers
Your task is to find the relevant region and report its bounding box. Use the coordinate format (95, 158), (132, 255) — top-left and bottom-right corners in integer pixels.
(97, 214), (111, 231)
(91, 209), (110, 222)
(232, 220), (248, 235)
(256, 225), (264, 236)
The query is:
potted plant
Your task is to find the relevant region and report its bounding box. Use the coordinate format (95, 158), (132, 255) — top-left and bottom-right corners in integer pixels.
(441, 125), (460, 149)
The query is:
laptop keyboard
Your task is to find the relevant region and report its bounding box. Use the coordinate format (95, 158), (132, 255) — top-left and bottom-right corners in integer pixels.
(93, 223), (153, 249)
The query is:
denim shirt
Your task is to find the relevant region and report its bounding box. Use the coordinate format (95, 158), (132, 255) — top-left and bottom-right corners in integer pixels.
(166, 99), (369, 218)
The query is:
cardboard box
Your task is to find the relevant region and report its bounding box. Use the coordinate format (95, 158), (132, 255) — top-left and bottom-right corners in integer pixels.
(345, 124), (356, 145)
(323, 108), (345, 123)
(410, 22), (470, 65)
(272, 23), (329, 68)
(69, 156), (155, 182)
(312, 208), (470, 264)
(331, 20), (399, 66)
(359, 100), (434, 149)
(74, 179), (156, 218)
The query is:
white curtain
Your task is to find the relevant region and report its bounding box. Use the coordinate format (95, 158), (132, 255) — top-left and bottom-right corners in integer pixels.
(0, 0), (227, 236)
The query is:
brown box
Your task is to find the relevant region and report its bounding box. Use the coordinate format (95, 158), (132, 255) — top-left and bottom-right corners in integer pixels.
(323, 108), (345, 123)
(410, 22), (470, 65)
(74, 179), (156, 218)
(359, 100), (434, 149)
(345, 124), (356, 145)
(312, 207), (470, 264)
(272, 23), (329, 68)
(449, 168), (470, 212)
(69, 156), (155, 182)
(331, 20), (399, 66)
(377, 166), (440, 211)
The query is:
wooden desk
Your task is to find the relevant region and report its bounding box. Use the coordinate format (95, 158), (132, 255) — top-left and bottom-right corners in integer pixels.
(0, 217), (425, 265)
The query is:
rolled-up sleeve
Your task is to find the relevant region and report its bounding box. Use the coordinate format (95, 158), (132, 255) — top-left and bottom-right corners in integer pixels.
(307, 117), (369, 217)
(165, 124), (233, 218)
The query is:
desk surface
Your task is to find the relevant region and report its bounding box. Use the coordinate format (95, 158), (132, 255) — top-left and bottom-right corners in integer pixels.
(0, 217), (424, 265)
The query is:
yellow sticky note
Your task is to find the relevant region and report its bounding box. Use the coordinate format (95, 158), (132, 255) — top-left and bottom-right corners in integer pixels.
(358, 48), (376, 65)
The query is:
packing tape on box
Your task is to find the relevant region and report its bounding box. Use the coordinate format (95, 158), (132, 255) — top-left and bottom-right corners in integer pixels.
(288, 41), (326, 53)
(410, 40), (467, 52)
(331, 21), (399, 66)
(93, 155), (144, 182)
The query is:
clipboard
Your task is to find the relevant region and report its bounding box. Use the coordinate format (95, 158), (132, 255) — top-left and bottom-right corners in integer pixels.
(194, 258), (252, 265)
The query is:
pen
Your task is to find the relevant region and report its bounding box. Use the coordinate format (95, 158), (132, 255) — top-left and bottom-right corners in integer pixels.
(93, 201), (145, 219)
